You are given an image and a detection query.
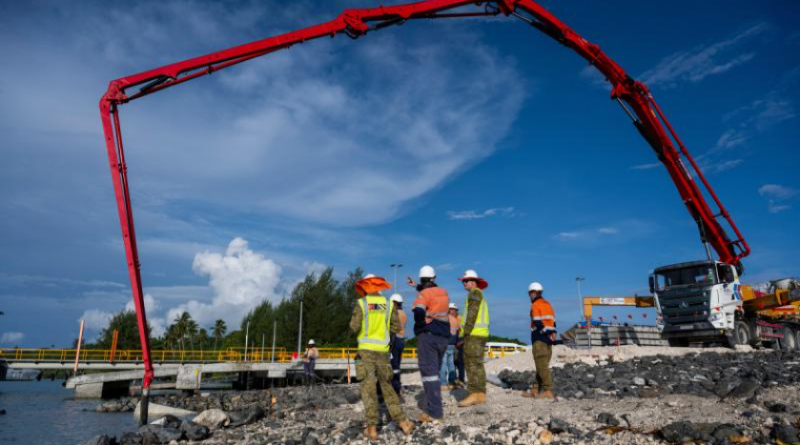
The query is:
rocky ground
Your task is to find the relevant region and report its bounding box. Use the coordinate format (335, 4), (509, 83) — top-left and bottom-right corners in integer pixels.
(84, 347), (800, 445)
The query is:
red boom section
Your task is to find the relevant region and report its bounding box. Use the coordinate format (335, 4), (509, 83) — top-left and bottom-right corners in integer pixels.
(99, 0), (750, 405)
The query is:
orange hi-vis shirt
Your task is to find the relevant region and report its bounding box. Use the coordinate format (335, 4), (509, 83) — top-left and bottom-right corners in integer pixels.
(413, 287), (450, 323)
(530, 298), (556, 333)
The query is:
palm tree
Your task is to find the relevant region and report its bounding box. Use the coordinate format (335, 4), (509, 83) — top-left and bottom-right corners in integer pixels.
(174, 312), (193, 352)
(213, 319), (227, 350)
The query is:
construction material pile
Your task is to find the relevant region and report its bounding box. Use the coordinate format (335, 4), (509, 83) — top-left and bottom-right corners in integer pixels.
(83, 349), (800, 445)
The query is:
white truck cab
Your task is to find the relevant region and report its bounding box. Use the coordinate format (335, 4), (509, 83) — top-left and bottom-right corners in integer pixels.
(650, 260), (742, 347)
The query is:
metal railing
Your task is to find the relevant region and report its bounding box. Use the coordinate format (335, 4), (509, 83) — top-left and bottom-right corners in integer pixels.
(1, 345), (523, 365)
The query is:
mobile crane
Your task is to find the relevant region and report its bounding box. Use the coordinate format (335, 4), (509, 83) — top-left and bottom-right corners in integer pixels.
(99, 0), (753, 422)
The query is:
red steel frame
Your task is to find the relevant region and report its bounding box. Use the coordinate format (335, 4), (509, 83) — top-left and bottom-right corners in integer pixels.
(99, 0), (750, 419)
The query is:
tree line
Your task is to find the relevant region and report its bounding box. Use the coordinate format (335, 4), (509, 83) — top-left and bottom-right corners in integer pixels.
(87, 267), (365, 352)
(87, 266), (525, 352)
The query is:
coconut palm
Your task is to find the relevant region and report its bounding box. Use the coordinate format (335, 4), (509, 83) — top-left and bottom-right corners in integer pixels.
(212, 319), (227, 350)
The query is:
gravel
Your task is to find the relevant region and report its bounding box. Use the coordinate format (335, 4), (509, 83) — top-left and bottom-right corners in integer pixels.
(87, 347), (800, 444)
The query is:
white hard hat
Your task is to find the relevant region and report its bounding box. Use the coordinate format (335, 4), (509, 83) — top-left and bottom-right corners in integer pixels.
(461, 270), (479, 279)
(448, 303), (458, 310)
(390, 293), (403, 303)
(364, 273), (376, 279)
(528, 282), (544, 292)
(308, 339), (315, 345)
(419, 265), (436, 278)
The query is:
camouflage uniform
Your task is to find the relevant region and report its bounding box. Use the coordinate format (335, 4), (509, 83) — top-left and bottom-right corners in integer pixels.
(462, 288), (487, 394)
(350, 303), (407, 426)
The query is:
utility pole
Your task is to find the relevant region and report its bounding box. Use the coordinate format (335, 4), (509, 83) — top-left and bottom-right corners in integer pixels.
(244, 320), (250, 362)
(271, 321), (277, 363)
(390, 263), (403, 291)
(296, 297), (304, 359)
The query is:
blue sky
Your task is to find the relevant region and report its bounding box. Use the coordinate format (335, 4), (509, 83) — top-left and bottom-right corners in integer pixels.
(1, 0), (798, 347)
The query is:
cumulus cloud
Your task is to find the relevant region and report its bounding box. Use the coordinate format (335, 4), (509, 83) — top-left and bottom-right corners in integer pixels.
(1, 332), (25, 344)
(641, 23), (768, 88)
(447, 207), (516, 221)
(166, 238), (282, 327)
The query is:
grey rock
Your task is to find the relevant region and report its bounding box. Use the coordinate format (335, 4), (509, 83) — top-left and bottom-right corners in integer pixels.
(180, 420), (210, 441)
(81, 435), (115, 445)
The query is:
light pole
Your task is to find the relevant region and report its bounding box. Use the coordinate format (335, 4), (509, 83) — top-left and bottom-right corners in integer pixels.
(390, 263), (403, 291)
(576, 277), (586, 321)
(576, 276), (588, 349)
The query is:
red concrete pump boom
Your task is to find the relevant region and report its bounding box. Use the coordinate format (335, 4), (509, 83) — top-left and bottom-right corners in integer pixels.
(99, 0), (750, 422)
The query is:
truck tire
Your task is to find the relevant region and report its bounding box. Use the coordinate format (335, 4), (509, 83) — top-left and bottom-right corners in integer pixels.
(782, 328), (799, 351)
(795, 329), (800, 351)
(732, 320), (751, 347)
(668, 338), (688, 348)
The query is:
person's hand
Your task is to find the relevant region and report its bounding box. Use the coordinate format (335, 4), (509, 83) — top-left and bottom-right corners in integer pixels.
(549, 332), (557, 343)
(407, 276), (417, 288)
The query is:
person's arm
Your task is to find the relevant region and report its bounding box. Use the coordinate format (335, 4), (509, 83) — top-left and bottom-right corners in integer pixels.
(350, 303), (363, 334)
(390, 307), (401, 335)
(412, 307), (426, 333)
(462, 290), (481, 336)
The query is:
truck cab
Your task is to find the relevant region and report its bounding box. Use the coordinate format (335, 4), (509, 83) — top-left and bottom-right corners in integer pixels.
(650, 260), (742, 346)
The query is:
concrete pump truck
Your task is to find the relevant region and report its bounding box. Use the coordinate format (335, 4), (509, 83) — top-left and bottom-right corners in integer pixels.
(98, 0), (794, 422)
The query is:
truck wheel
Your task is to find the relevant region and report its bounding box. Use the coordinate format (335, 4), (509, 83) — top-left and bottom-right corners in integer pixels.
(795, 330), (800, 351)
(668, 338), (688, 348)
(732, 320), (751, 347)
(782, 328), (798, 351)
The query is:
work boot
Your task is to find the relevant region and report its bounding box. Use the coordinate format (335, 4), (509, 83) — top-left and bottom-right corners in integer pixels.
(418, 413), (442, 424)
(537, 390), (555, 399)
(457, 392), (486, 407)
(441, 385), (450, 392)
(398, 420), (415, 436)
(363, 426), (379, 441)
(521, 385), (538, 398)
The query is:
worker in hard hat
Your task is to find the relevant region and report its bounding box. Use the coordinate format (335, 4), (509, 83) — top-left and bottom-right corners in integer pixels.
(302, 339), (319, 386)
(350, 274), (414, 440)
(389, 293), (407, 395)
(456, 270), (490, 407)
(523, 281), (557, 399)
(408, 265), (450, 422)
(438, 303), (460, 390)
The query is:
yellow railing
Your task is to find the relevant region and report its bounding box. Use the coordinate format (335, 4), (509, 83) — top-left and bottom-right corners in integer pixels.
(0, 345), (522, 364)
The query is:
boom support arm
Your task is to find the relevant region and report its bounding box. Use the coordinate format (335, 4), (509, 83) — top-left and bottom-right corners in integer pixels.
(99, 0), (750, 421)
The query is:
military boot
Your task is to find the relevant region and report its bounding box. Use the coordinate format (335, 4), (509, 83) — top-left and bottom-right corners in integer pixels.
(521, 385), (538, 398)
(537, 390), (555, 399)
(398, 420), (415, 436)
(458, 392), (486, 407)
(418, 413), (442, 424)
(363, 426), (379, 441)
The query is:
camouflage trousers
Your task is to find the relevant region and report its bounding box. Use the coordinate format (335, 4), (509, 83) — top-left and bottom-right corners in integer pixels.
(356, 350), (407, 426)
(464, 336), (487, 394)
(532, 341), (553, 391)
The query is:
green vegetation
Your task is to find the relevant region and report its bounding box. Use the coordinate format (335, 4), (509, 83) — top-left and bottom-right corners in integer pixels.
(87, 267), (364, 352)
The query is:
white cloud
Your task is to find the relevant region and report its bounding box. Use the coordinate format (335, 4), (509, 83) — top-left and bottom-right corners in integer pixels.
(1, 332), (25, 344)
(80, 309), (113, 332)
(555, 220), (654, 243)
(166, 238), (283, 327)
(447, 207), (516, 221)
(641, 23), (768, 88)
(759, 184), (798, 213)
(630, 162), (661, 171)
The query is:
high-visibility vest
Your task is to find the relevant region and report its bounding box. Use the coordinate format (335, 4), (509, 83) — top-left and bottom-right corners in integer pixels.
(464, 290), (490, 338)
(530, 297), (556, 333)
(357, 294), (393, 352)
(413, 287), (449, 323)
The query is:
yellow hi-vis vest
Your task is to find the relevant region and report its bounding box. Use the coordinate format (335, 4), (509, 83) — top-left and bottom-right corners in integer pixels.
(464, 291), (490, 338)
(358, 294), (394, 352)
